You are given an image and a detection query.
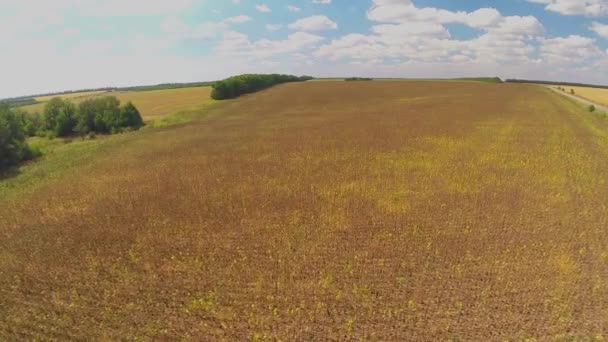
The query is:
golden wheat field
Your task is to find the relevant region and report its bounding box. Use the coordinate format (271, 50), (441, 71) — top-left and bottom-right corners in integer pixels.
(21, 86), (212, 119)
(34, 90), (108, 103)
(2, 81), (608, 340)
(558, 85), (608, 108)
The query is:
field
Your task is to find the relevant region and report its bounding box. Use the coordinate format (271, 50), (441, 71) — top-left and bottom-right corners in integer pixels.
(558, 85), (608, 108)
(20, 86), (212, 119)
(2, 81), (608, 340)
(34, 90), (108, 103)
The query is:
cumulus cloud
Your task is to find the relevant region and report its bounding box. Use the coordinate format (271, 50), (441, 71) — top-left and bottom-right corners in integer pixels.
(288, 15), (338, 31)
(590, 22), (608, 38)
(316, 0), (544, 66)
(540, 35), (603, 64)
(216, 31), (325, 58)
(526, 0), (608, 16)
(256, 4), (271, 12)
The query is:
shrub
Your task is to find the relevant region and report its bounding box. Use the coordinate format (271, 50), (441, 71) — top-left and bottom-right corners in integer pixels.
(0, 103), (35, 171)
(589, 105), (596, 112)
(211, 74), (313, 100)
(570, 89), (575, 95)
(45, 96), (144, 137)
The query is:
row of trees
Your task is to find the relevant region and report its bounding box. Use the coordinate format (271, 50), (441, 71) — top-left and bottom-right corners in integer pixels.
(345, 77), (373, 81)
(211, 74), (313, 100)
(0, 104), (37, 171)
(0, 96), (144, 172)
(41, 97), (144, 137)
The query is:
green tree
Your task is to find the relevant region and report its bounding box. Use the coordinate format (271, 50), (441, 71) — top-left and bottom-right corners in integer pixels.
(43, 98), (77, 136)
(119, 102), (144, 129)
(0, 103), (34, 171)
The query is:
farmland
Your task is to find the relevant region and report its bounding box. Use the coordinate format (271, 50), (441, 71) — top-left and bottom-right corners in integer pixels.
(20, 86), (212, 120)
(2, 81), (608, 340)
(557, 85), (608, 108)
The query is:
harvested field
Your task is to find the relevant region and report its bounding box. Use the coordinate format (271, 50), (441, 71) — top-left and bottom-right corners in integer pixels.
(34, 90), (108, 103)
(557, 85), (608, 108)
(21, 86), (212, 119)
(2, 81), (608, 340)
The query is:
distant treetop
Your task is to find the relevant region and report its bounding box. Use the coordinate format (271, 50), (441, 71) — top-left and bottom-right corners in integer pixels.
(211, 74), (314, 100)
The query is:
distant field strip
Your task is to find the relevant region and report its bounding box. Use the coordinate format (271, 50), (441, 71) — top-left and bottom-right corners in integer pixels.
(2, 81), (608, 340)
(557, 85), (608, 108)
(21, 86), (212, 119)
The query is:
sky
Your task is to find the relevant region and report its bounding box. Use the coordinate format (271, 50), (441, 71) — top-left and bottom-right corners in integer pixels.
(3, 0), (608, 98)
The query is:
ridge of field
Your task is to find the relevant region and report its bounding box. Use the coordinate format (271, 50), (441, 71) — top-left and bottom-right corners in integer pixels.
(2, 81), (608, 340)
(556, 85), (608, 108)
(20, 86), (212, 119)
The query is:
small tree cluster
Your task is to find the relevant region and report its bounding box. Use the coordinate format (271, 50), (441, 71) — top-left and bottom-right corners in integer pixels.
(0, 103), (36, 171)
(42, 96), (144, 137)
(211, 74), (314, 100)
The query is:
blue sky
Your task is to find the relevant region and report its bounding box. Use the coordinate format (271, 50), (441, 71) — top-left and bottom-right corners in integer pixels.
(3, 0), (608, 98)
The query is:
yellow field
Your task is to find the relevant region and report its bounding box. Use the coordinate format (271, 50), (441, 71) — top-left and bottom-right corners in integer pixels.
(558, 85), (608, 107)
(34, 90), (108, 103)
(21, 87), (212, 119)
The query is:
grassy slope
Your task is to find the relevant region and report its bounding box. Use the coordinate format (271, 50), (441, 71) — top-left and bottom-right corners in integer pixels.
(0, 99), (217, 202)
(2, 81), (608, 340)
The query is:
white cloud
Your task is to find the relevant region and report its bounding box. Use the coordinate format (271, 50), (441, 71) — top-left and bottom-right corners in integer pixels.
(288, 5), (302, 12)
(266, 24), (283, 31)
(313, 0), (332, 4)
(591, 22), (608, 38)
(526, 0), (608, 16)
(288, 15), (338, 31)
(256, 4), (271, 12)
(161, 17), (228, 40)
(540, 35), (603, 64)
(225, 15), (251, 23)
(316, 0), (544, 66)
(216, 30), (324, 58)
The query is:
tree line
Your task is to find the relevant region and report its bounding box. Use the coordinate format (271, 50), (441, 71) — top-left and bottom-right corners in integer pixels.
(41, 97), (144, 137)
(506, 79), (608, 89)
(345, 77), (373, 81)
(0, 96), (144, 172)
(211, 74), (314, 100)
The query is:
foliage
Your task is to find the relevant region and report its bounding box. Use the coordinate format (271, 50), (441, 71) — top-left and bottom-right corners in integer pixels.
(0, 103), (36, 171)
(455, 77), (503, 83)
(43, 96), (144, 137)
(506, 79), (608, 89)
(589, 105), (596, 112)
(345, 77), (373, 81)
(211, 74), (314, 100)
(1, 97), (38, 108)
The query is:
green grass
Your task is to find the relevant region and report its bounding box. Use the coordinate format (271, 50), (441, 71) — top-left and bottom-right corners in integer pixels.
(0, 100), (219, 202)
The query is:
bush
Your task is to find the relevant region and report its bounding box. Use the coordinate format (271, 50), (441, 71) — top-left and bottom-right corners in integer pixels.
(589, 105), (596, 112)
(211, 74), (313, 100)
(0, 103), (35, 171)
(44, 96), (144, 137)
(570, 89), (575, 95)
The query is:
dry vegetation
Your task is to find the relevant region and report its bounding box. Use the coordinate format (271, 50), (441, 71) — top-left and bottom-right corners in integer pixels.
(34, 90), (108, 103)
(2, 81), (608, 340)
(558, 85), (608, 108)
(21, 86), (212, 119)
